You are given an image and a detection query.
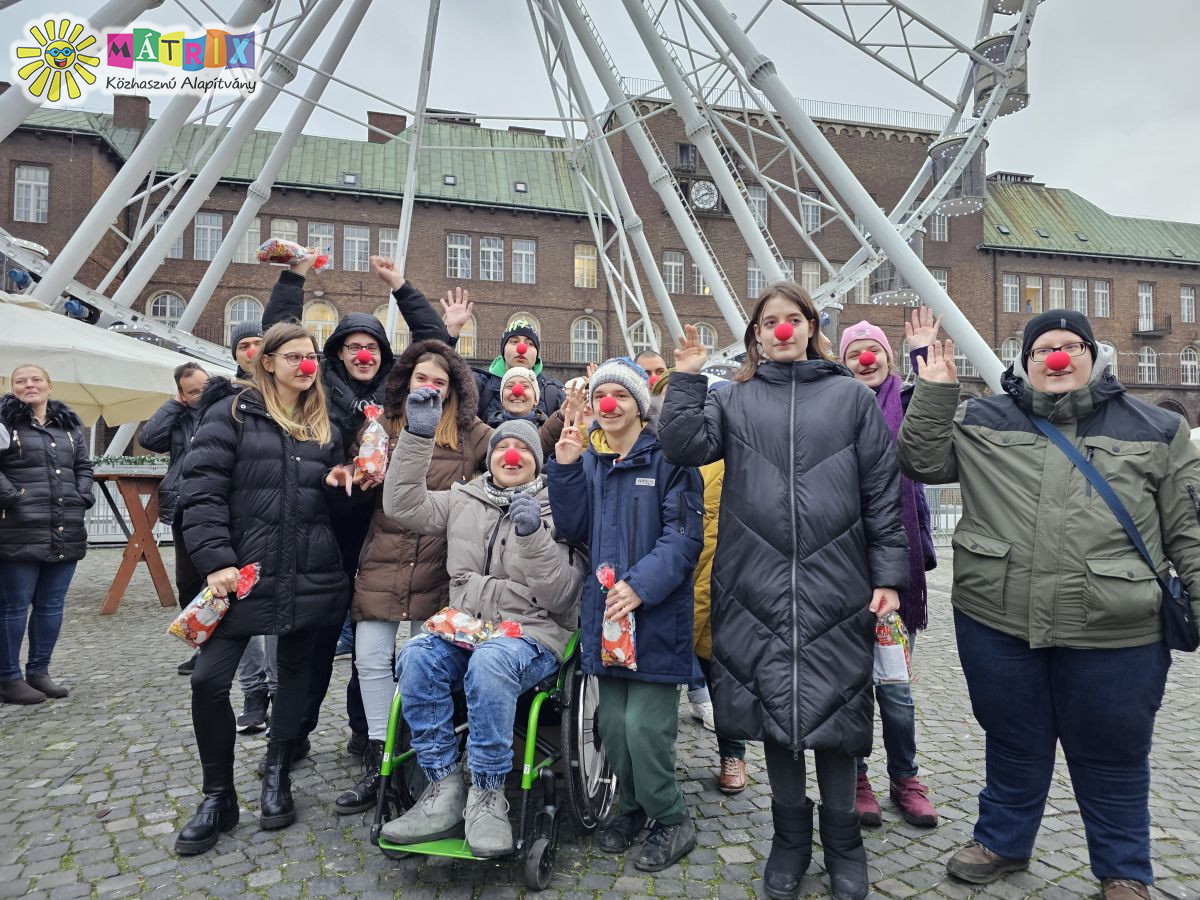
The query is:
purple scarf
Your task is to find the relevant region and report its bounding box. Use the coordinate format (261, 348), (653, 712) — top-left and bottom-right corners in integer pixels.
(875, 374), (927, 633)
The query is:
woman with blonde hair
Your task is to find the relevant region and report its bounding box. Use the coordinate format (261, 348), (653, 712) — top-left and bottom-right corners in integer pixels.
(175, 322), (349, 856)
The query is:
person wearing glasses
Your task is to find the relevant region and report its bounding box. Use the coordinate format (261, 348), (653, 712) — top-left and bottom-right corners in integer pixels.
(897, 309), (1200, 900)
(175, 322), (350, 856)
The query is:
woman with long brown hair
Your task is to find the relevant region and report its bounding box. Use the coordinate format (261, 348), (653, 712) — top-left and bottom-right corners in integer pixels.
(175, 322), (349, 856)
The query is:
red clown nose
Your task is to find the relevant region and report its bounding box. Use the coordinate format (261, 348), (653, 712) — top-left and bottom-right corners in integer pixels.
(515, 342), (529, 356)
(246, 347), (256, 360)
(598, 396), (618, 414)
(1044, 350), (1071, 371)
(648, 374), (660, 387)
(511, 382), (526, 398)
(298, 358), (318, 376)
(774, 322), (794, 342)
(858, 350), (877, 368)
(355, 349), (374, 364)
(503, 448), (522, 467)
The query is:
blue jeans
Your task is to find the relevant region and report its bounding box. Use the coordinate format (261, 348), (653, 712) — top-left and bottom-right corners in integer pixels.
(954, 609), (1170, 883)
(397, 633), (559, 789)
(859, 634), (919, 779)
(0, 560), (77, 682)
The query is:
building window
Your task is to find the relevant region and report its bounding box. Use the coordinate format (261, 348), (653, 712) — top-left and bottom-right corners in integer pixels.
(154, 210), (185, 259)
(513, 239), (537, 284)
(695, 322), (718, 353)
(570, 316), (603, 364)
(303, 301), (338, 347)
(1024, 275), (1042, 313)
(457, 314), (477, 358)
(194, 212), (223, 261)
(929, 213), (949, 242)
(1002, 274), (1020, 313)
(148, 291), (185, 326)
(373, 303), (411, 352)
(271, 218), (298, 243)
(747, 185), (768, 228)
(800, 191), (821, 234)
(1181, 347), (1199, 386)
(781, 259), (795, 282)
(955, 350), (978, 379)
(1048, 276), (1065, 308)
(343, 225), (369, 272)
(1092, 280), (1111, 317)
(900, 339), (913, 377)
(308, 223), (335, 267)
(1100, 342), (1117, 377)
(692, 263), (710, 296)
(443, 174), (457, 186)
(930, 268), (949, 293)
(479, 236), (504, 282)
(747, 257), (765, 299)
(1071, 278), (1088, 314)
(801, 260), (821, 295)
(446, 233), (472, 279)
(378, 227), (398, 259)
(1000, 338), (1021, 368)
(574, 244), (597, 289)
(1138, 346), (1157, 383)
(224, 296), (263, 345)
(1182, 286), (1196, 324)
(677, 143), (697, 170)
(1137, 282), (1154, 330)
(233, 218), (262, 264)
(13, 164), (49, 223)
(629, 319), (660, 355)
(663, 251), (685, 293)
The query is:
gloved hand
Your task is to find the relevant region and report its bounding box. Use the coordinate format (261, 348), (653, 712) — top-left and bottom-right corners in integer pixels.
(405, 386), (443, 438)
(508, 494), (542, 537)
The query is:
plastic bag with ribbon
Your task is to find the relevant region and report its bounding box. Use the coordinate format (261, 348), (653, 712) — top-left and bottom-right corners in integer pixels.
(872, 612), (912, 684)
(168, 563), (261, 648)
(597, 563), (637, 670)
(255, 238), (330, 271)
(354, 404), (389, 487)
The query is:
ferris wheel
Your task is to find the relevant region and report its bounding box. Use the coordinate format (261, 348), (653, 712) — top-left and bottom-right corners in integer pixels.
(0, 0), (1043, 401)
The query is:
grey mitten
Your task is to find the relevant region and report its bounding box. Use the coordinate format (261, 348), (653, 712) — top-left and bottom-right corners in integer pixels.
(508, 494), (542, 537)
(405, 386), (443, 438)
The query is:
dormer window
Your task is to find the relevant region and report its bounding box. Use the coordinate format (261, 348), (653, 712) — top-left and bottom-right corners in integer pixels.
(514, 181), (528, 193)
(443, 174), (457, 186)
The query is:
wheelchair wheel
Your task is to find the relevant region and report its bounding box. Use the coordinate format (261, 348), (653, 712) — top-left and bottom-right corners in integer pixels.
(524, 836), (555, 891)
(560, 659), (616, 831)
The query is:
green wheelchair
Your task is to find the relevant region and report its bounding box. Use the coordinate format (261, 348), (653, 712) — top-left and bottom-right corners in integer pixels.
(369, 633), (616, 890)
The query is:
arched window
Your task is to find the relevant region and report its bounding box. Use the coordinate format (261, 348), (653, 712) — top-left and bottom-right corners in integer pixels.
(224, 296), (263, 346)
(1100, 342), (1117, 378)
(1137, 347), (1157, 384)
(148, 291), (186, 327)
(1181, 347), (1199, 386)
(373, 304), (411, 353)
(694, 322), (718, 353)
(570, 316), (603, 364)
(629, 319), (661, 356)
(506, 311), (541, 336)
(1000, 338), (1021, 368)
(457, 315), (478, 359)
(302, 301), (338, 347)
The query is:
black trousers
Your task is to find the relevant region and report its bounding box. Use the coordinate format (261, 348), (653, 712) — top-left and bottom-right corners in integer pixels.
(170, 514), (205, 611)
(191, 627), (318, 766)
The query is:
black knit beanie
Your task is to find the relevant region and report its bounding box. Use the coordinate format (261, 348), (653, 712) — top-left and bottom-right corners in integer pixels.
(1020, 309), (1096, 364)
(501, 318), (540, 354)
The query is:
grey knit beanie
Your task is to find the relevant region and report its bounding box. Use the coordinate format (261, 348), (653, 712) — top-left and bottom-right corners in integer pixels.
(590, 357), (651, 419)
(229, 320), (263, 359)
(488, 418), (544, 476)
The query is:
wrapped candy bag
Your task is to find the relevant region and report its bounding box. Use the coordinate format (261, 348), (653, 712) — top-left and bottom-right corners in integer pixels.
(168, 563), (261, 648)
(873, 612), (912, 684)
(354, 404), (389, 487)
(255, 237), (330, 271)
(597, 563), (637, 670)
(424, 606), (524, 650)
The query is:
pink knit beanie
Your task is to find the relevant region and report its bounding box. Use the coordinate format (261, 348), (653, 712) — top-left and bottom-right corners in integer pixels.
(838, 320), (894, 362)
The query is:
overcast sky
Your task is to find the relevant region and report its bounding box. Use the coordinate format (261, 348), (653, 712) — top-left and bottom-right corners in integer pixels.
(4, 0), (1198, 223)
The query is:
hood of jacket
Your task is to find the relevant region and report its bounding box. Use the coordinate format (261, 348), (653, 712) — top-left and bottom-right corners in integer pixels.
(1001, 342), (1124, 423)
(0, 395), (83, 431)
(323, 313), (395, 402)
(752, 357), (854, 387)
(487, 354), (544, 377)
(385, 339), (479, 434)
(197, 375), (247, 415)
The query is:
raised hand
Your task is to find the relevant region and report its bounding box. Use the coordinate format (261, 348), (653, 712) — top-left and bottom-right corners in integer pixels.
(439, 287), (474, 338)
(560, 380), (588, 423)
(915, 339), (958, 384)
(674, 324), (708, 374)
(905, 306), (943, 350)
(369, 255), (406, 291)
(405, 386), (444, 438)
(508, 494), (542, 537)
(555, 408), (585, 465)
(289, 250), (319, 277)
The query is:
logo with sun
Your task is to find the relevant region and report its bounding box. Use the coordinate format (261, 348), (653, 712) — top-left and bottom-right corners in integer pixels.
(14, 17), (100, 102)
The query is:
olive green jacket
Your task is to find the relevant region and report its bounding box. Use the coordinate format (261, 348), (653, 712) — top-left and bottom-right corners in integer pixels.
(897, 350), (1200, 649)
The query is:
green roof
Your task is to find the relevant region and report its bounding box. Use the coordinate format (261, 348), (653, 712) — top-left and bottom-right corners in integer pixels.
(21, 108), (590, 214)
(983, 179), (1200, 265)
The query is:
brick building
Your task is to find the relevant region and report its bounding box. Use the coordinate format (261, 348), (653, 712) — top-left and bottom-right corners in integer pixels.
(3, 89), (1199, 422)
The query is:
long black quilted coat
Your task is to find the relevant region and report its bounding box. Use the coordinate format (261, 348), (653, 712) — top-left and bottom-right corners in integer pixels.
(658, 363), (909, 754)
(0, 396), (94, 563)
(180, 379), (349, 636)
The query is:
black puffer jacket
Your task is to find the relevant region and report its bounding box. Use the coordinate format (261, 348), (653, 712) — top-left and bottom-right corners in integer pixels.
(139, 399), (201, 525)
(658, 363), (909, 754)
(180, 378), (349, 637)
(0, 396), (94, 563)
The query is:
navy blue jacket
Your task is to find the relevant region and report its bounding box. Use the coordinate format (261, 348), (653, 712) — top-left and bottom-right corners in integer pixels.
(547, 425), (702, 684)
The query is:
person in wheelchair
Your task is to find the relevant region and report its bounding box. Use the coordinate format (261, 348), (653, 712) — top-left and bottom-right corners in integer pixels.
(380, 392), (586, 857)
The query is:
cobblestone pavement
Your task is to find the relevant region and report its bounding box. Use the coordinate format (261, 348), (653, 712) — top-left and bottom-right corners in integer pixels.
(0, 549), (1197, 900)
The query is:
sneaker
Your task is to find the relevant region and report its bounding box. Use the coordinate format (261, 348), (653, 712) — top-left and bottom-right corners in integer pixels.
(177, 652), (198, 675)
(596, 810), (647, 853)
(946, 841), (1030, 884)
(464, 785), (513, 858)
(633, 815), (696, 872)
(855, 772), (882, 828)
(889, 776), (939, 827)
(333, 639), (353, 661)
(1100, 879), (1151, 900)
(689, 700), (715, 732)
(380, 766), (467, 844)
(718, 758), (746, 794)
(236, 693), (270, 734)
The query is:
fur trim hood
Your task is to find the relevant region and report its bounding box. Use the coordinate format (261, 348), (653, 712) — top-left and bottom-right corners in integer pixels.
(0, 395), (83, 430)
(385, 339), (479, 433)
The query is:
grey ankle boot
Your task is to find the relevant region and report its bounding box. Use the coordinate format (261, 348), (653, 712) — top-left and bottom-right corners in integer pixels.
(380, 764), (466, 844)
(464, 785), (513, 858)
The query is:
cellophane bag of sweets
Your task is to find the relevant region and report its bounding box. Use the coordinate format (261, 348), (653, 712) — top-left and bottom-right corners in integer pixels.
(872, 611), (912, 684)
(255, 238), (330, 271)
(354, 404), (389, 487)
(597, 563), (637, 670)
(168, 562), (261, 648)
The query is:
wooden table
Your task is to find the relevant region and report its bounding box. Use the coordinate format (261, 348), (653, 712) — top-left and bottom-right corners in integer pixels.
(93, 473), (176, 614)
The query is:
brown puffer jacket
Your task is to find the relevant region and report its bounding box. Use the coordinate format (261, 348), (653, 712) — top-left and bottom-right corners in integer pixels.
(351, 340), (490, 624)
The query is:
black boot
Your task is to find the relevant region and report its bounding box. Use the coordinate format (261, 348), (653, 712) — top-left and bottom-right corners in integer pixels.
(259, 738), (297, 829)
(255, 734), (309, 777)
(819, 805), (869, 900)
(764, 799), (814, 899)
(334, 739), (384, 815)
(175, 763), (239, 856)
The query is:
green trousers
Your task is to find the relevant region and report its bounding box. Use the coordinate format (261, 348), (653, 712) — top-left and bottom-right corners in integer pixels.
(597, 678), (686, 826)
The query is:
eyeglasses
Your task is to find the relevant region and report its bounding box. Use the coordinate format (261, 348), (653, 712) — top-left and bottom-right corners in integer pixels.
(270, 352), (322, 367)
(344, 343), (380, 355)
(1029, 342), (1088, 362)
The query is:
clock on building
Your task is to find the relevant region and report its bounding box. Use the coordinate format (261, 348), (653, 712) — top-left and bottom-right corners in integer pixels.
(689, 180), (719, 211)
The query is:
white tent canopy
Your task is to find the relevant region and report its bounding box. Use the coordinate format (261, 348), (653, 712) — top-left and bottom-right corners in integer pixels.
(0, 291), (232, 426)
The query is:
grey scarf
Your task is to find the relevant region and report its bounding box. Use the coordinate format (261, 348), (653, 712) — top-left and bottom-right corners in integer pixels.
(481, 473), (546, 508)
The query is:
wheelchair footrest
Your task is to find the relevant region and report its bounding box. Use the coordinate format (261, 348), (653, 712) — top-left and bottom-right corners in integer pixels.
(377, 836), (496, 861)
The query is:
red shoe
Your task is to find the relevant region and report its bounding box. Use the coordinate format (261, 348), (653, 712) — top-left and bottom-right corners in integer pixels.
(855, 773), (881, 828)
(889, 776), (939, 827)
